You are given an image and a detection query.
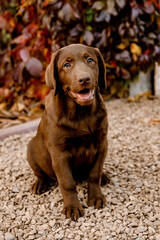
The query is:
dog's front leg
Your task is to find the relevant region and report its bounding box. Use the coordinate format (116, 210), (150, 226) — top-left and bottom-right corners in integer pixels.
(88, 139), (107, 209)
(50, 151), (84, 220)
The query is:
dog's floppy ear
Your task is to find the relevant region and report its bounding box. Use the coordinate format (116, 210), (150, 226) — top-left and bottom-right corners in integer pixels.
(45, 51), (59, 95)
(94, 48), (106, 90)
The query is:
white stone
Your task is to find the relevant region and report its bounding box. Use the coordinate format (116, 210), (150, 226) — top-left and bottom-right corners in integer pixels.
(4, 233), (15, 240)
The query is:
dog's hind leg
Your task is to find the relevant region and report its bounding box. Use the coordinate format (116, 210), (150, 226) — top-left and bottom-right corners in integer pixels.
(27, 137), (56, 194)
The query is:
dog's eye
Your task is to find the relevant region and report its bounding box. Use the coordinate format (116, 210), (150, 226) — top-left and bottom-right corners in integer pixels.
(64, 63), (71, 68)
(87, 58), (94, 64)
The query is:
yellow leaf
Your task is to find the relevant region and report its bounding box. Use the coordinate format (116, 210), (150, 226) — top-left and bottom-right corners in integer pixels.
(117, 43), (126, 50)
(130, 43), (142, 55)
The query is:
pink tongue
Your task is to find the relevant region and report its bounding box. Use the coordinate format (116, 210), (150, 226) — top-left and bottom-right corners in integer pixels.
(77, 92), (91, 100)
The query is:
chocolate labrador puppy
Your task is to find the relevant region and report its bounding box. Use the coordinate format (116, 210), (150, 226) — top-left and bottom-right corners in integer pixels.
(27, 44), (108, 220)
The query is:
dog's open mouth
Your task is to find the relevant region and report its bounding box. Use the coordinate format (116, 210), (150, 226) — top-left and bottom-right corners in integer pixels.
(69, 89), (94, 102)
(77, 89), (94, 101)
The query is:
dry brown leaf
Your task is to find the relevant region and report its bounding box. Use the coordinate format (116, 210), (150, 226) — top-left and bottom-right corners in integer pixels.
(148, 120), (160, 125)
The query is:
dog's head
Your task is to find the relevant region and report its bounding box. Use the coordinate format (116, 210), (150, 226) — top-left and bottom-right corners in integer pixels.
(45, 44), (106, 106)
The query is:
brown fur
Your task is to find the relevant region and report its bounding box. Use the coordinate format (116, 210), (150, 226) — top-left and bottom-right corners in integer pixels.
(27, 44), (108, 220)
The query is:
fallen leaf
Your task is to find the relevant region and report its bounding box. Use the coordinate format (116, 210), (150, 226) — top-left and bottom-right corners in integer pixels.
(148, 120), (160, 125)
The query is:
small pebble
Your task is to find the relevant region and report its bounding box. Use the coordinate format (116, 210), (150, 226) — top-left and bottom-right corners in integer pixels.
(28, 235), (35, 240)
(138, 226), (147, 233)
(4, 233), (15, 240)
(12, 188), (19, 193)
(49, 220), (56, 227)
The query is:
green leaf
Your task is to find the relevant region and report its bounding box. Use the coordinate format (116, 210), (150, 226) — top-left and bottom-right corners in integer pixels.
(85, 8), (94, 23)
(86, 26), (93, 31)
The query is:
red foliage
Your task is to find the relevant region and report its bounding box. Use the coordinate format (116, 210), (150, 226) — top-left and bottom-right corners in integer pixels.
(0, 0), (159, 115)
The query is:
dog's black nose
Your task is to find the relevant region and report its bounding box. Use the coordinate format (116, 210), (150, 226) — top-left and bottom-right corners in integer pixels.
(79, 74), (90, 85)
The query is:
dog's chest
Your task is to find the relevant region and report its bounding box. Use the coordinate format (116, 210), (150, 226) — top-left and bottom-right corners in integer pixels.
(55, 107), (107, 169)
(66, 132), (98, 168)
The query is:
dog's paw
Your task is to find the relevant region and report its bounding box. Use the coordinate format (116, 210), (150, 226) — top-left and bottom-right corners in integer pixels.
(62, 203), (84, 221)
(88, 193), (106, 209)
(32, 179), (47, 194)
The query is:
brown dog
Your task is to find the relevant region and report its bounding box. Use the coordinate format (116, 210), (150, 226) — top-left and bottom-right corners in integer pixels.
(27, 44), (108, 220)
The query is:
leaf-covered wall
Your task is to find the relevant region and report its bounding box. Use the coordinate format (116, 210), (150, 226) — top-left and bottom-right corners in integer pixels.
(0, 0), (159, 112)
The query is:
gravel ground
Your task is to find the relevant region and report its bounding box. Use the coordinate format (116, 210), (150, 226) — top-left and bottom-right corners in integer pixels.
(0, 99), (160, 240)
